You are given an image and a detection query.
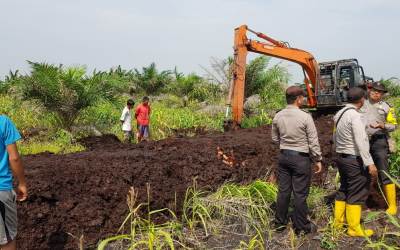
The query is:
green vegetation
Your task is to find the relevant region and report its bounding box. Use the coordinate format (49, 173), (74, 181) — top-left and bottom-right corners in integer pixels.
(100, 178), (400, 249)
(382, 78), (400, 97)
(99, 180), (330, 249)
(0, 56), (284, 155)
(98, 186), (184, 250)
(16, 62), (128, 130)
(245, 56), (289, 110)
(0, 59), (399, 249)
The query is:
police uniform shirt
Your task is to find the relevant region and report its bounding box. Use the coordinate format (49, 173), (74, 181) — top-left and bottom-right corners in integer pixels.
(272, 105), (322, 162)
(360, 99), (397, 137)
(334, 104), (374, 166)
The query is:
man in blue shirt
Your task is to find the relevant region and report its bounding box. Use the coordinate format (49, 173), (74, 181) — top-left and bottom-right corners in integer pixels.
(0, 115), (27, 250)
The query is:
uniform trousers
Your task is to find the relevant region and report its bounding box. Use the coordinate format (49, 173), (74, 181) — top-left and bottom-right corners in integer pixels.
(275, 150), (312, 233)
(335, 155), (371, 205)
(370, 135), (391, 185)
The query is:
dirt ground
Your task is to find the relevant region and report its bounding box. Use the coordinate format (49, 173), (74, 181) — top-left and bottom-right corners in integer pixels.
(16, 115), (381, 249)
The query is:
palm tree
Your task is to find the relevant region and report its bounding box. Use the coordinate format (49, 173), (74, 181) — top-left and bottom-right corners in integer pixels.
(133, 63), (172, 95)
(19, 61), (126, 130)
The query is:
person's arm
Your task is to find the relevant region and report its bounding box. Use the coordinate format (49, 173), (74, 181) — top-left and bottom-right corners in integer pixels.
(120, 108), (127, 123)
(2, 116), (28, 201)
(7, 144), (27, 201)
(135, 106), (140, 119)
(370, 107), (397, 132)
(271, 117), (280, 144)
(306, 115), (323, 162)
(305, 115), (323, 173)
(351, 113), (377, 176)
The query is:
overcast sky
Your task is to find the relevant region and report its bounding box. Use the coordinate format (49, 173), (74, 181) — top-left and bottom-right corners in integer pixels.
(1, 0), (399, 82)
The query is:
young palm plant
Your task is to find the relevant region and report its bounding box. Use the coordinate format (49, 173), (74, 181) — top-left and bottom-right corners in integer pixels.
(18, 61), (126, 130)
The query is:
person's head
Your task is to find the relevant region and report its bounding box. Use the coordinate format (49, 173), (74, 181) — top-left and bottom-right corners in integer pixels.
(368, 81), (387, 103)
(142, 96), (149, 106)
(347, 87), (366, 109)
(127, 99), (135, 109)
(285, 86), (306, 107)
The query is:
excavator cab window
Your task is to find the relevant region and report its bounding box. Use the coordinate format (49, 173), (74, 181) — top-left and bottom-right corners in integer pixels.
(338, 66), (357, 102)
(319, 66), (335, 94)
(339, 66), (355, 88)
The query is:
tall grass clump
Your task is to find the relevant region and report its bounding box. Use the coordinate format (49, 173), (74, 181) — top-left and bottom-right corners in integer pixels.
(98, 186), (184, 250)
(183, 180), (278, 237)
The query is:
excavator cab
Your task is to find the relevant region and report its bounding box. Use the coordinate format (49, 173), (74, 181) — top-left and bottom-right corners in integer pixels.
(317, 59), (366, 110)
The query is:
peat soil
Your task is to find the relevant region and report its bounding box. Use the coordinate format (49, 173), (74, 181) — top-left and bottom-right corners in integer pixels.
(16, 116), (379, 249)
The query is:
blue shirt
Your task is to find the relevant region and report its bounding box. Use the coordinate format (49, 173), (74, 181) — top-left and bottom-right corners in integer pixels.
(0, 115), (21, 190)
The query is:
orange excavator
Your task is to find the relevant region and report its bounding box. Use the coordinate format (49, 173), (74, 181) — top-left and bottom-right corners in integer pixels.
(225, 25), (370, 129)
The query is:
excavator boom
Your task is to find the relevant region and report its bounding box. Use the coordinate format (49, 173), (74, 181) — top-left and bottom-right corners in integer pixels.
(228, 25), (320, 128)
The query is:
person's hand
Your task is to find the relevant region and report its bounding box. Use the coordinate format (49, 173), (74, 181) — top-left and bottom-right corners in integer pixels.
(370, 121), (385, 129)
(368, 164), (378, 178)
(16, 183), (28, 201)
(314, 162), (322, 174)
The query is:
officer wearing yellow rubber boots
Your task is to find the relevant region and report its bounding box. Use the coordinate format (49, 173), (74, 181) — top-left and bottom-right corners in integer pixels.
(361, 81), (398, 215)
(333, 87), (378, 237)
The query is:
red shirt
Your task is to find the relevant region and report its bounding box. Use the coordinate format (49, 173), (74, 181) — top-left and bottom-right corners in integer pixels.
(135, 104), (151, 126)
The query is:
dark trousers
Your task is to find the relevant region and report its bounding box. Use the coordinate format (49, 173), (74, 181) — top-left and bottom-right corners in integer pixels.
(275, 152), (312, 232)
(335, 156), (371, 205)
(370, 137), (391, 185)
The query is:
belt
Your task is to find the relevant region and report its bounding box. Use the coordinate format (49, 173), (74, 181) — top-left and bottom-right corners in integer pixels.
(280, 149), (309, 157)
(339, 153), (361, 160)
(371, 134), (387, 140)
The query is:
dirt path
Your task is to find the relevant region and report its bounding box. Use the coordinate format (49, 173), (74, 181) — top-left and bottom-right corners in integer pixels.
(18, 116), (336, 249)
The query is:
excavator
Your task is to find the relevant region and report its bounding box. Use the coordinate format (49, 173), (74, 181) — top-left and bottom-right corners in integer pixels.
(225, 25), (371, 129)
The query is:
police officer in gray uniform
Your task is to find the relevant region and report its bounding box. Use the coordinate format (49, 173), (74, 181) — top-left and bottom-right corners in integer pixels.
(272, 86), (322, 234)
(360, 81), (398, 215)
(333, 87), (378, 237)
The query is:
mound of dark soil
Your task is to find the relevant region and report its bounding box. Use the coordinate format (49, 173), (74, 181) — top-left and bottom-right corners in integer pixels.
(18, 116), (337, 249)
(78, 134), (121, 150)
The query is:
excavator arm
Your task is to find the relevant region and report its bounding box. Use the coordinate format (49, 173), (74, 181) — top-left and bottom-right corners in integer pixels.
(226, 25), (320, 128)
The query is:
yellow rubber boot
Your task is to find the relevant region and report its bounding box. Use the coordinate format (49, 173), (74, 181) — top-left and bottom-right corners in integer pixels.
(346, 204), (374, 237)
(384, 184), (397, 215)
(333, 200), (346, 229)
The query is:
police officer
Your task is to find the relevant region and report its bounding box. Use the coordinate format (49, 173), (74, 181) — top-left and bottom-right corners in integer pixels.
(360, 81), (398, 215)
(333, 87), (378, 237)
(272, 86), (322, 234)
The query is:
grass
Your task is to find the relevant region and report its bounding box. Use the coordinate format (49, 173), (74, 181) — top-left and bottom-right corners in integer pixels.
(77, 97), (225, 142)
(100, 180), (337, 249)
(18, 129), (85, 155)
(0, 94), (226, 154)
(100, 174), (400, 249)
(98, 186), (184, 250)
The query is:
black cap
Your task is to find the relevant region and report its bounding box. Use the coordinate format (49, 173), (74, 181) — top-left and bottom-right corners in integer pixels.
(370, 81), (387, 93)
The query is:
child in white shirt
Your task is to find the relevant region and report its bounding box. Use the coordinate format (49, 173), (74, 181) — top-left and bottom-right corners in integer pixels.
(120, 99), (135, 143)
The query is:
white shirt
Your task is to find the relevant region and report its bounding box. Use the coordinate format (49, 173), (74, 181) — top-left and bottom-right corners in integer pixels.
(272, 105), (322, 162)
(120, 106), (132, 131)
(360, 99), (396, 136)
(333, 104), (374, 166)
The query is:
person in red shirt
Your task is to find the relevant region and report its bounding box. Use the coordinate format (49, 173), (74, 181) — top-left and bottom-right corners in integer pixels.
(135, 96), (151, 142)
